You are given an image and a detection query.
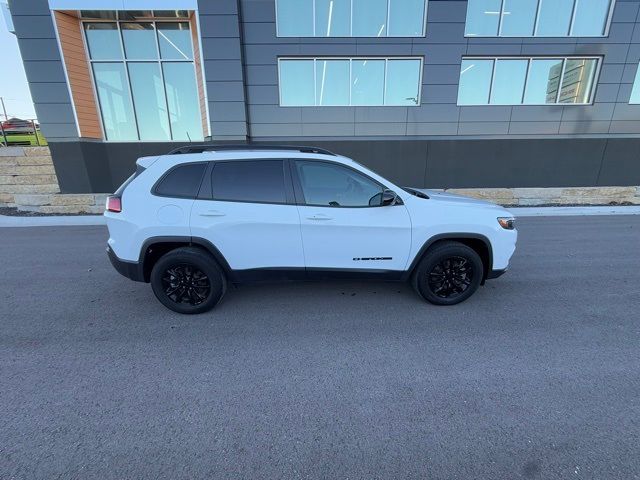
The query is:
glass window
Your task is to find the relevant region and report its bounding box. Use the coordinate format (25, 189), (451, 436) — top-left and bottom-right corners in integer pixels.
(118, 11), (153, 20)
(295, 161), (383, 207)
(388, 0), (425, 36)
(523, 59), (563, 104)
(81, 11), (117, 19)
(121, 23), (157, 59)
(212, 161), (286, 204)
(315, 60), (350, 106)
(558, 59), (597, 104)
(500, 0), (537, 36)
(92, 63), (137, 141)
(163, 63), (203, 141)
(351, 59), (385, 105)
(86, 19), (204, 141)
(352, 0), (387, 37)
(128, 63), (171, 140)
(465, 0), (501, 36)
(536, 0), (574, 36)
(572, 0), (611, 36)
(155, 163), (206, 198)
(630, 65), (640, 104)
(279, 58), (422, 106)
(153, 10), (190, 18)
(315, 0), (350, 36)
(157, 23), (193, 59)
(84, 23), (122, 60)
(385, 59), (421, 105)
(490, 59), (528, 104)
(457, 59), (493, 105)
(276, 0), (314, 36)
(279, 60), (315, 106)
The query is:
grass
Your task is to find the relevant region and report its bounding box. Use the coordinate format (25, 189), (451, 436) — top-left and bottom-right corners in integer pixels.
(1, 132), (48, 146)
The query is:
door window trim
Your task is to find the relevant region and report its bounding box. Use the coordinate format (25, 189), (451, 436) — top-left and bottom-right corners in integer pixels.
(289, 158), (391, 208)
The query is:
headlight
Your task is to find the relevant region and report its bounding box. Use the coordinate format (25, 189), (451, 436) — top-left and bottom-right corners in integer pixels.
(497, 217), (515, 230)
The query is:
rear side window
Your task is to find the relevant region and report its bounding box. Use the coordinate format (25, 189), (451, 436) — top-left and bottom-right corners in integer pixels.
(211, 160), (286, 204)
(154, 163), (206, 198)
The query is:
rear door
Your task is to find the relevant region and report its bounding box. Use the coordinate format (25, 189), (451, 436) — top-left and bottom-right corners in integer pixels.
(292, 159), (412, 272)
(190, 159), (305, 271)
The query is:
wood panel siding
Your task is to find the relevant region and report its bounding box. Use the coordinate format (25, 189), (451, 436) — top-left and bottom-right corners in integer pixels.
(54, 11), (102, 139)
(190, 13), (209, 138)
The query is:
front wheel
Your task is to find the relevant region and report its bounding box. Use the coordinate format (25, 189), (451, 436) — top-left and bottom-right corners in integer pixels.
(412, 241), (483, 306)
(150, 247), (226, 314)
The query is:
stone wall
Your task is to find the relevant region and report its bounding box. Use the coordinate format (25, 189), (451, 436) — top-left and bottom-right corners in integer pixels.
(0, 146), (59, 205)
(445, 187), (640, 206)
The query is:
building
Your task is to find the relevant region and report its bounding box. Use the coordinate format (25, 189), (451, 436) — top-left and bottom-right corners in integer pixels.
(6, 0), (640, 194)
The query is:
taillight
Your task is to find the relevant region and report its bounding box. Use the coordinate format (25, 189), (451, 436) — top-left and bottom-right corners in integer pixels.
(106, 195), (122, 213)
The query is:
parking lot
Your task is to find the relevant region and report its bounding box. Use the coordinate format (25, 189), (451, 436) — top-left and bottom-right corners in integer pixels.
(1, 215), (639, 479)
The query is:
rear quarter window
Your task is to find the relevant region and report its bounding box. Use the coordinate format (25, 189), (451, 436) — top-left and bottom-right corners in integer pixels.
(154, 163), (207, 199)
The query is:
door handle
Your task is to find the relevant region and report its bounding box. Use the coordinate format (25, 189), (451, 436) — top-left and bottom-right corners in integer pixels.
(307, 214), (333, 221)
(199, 210), (226, 217)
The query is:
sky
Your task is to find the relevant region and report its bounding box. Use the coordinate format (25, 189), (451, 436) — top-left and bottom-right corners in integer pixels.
(1, 5), (37, 120)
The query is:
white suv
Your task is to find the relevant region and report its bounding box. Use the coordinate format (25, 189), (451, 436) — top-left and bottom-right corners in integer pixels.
(105, 146), (517, 314)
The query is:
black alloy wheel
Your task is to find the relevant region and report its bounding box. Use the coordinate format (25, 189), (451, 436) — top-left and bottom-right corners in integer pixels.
(150, 247), (226, 314)
(161, 264), (211, 306)
(413, 241), (483, 306)
(427, 256), (473, 299)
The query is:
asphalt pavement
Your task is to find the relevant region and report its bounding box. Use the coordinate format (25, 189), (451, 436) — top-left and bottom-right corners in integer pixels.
(1, 216), (639, 479)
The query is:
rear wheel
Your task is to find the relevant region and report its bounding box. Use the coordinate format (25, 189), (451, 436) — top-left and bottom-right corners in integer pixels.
(412, 241), (483, 306)
(150, 247), (226, 314)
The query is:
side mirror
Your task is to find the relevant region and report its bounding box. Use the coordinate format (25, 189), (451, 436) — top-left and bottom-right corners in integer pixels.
(382, 189), (399, 206)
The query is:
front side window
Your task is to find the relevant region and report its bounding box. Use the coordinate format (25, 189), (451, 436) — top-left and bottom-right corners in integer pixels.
(279, 58), (422, 107)
(295, 161), (384, 207)
(457, 57), (599, 106)
(276, 0), (427, 37)
(84, 16), (204, 142)
(211, 161), (287, 204)
(465, 0), (614, 37)
(154, 163), (207, 198)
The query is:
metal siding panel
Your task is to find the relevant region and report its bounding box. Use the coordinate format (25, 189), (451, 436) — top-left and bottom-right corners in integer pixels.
(35, 103), (76, 124)
(199, 15), (240, 37)
(206, 81), (246, 102)
(16, 39), (62, 61)
(28, 82), (72, 104)
(249, 105), (302, 123)
(23, 61), (67, 83)
(301, 107), (354, 123)
(11, 15), (56, 38)
(407, 104), (460, 123)
(460, 106), (512, 122)
(203, 60), (244, 81)
(458, 122), (510, 135)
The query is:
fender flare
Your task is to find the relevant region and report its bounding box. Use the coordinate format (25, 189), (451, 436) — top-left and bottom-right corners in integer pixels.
(139, 236), (235, 280)
(404, 233), (493, 282)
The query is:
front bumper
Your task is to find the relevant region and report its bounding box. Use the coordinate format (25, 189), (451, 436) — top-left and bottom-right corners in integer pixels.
(107, 245), (145, 282)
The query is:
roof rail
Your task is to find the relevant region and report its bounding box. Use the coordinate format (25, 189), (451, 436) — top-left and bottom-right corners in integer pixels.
(167, 144), (336, 156)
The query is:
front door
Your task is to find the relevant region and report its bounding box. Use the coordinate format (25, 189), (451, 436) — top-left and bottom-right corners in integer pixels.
(293, 160), (411, 272)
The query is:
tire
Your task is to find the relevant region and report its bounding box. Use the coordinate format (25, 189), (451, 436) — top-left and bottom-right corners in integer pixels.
(150, 247), (227, 314)
(412, 241), (483, 306)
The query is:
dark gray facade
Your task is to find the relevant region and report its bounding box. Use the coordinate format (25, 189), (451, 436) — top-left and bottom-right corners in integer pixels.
(9, 0), (640, 193)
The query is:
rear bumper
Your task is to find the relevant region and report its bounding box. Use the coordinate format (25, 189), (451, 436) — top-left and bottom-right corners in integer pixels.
(487, 268), (508, 280)
(107, 245), (145, 282)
